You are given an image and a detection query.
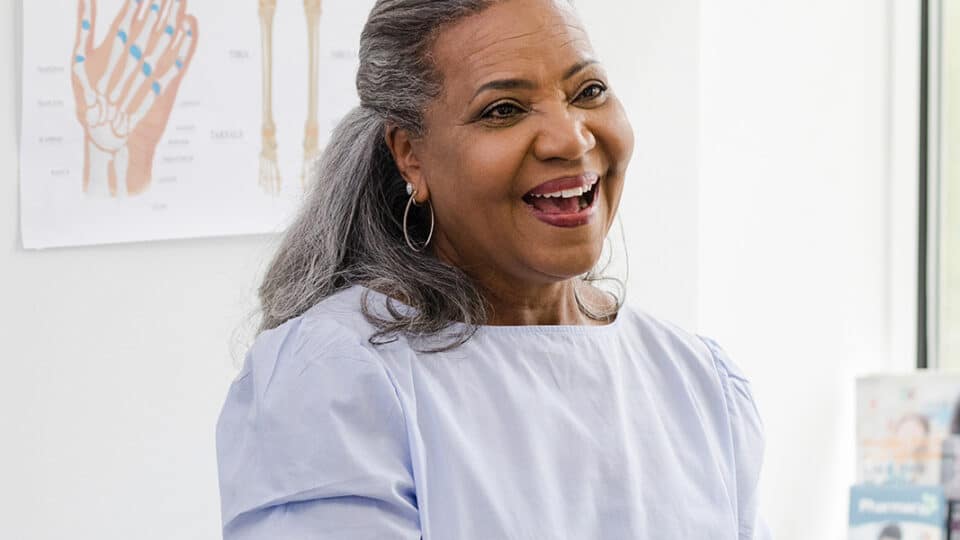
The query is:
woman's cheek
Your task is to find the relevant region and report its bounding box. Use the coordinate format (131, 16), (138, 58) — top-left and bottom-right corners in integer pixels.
(609, 99), (636, 166)
(465, 142), (525, 200)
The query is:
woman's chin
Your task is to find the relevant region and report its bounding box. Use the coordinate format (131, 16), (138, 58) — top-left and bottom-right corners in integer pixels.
(526, 249), (603, 282)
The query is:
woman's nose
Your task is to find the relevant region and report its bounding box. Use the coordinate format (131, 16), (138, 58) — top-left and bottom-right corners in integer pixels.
(532, 107), (597, 162)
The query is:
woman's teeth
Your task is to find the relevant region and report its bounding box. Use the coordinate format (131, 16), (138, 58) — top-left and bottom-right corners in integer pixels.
(528, 182), (596, 199)
(529, 186), (587, 198)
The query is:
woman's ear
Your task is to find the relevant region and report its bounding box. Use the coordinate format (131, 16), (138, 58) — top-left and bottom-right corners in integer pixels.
(384, 124), (430, 203)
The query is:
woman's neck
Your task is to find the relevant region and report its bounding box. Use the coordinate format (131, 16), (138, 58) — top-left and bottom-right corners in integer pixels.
(476, 278), (616, 327)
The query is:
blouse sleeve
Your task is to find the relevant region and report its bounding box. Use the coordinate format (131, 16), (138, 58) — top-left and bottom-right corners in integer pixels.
(215, 317), (420, 539)
(698, 336), (774, 540)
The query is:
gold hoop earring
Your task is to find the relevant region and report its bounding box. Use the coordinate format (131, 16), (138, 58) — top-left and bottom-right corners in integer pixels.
(403, 183), (435, 253)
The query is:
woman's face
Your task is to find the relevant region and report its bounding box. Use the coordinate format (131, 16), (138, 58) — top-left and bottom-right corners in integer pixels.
(391, 0), (634, 290)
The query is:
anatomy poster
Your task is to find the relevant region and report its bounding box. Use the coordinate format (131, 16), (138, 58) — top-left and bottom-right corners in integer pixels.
(20, 0), (376, 249)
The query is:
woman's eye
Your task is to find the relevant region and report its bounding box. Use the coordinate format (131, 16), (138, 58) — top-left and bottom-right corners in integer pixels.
(482, 102), (523, 121)
(577, 83), (607, 102)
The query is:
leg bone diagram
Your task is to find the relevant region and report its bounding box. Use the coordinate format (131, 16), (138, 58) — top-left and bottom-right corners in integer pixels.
(258, 0), (324, 194)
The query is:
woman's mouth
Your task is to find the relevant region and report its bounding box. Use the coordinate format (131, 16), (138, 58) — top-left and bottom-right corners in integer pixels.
(521, 174), (600, 228)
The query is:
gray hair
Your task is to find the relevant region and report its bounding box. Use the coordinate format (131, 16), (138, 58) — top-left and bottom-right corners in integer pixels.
(257, 0), (623, 352)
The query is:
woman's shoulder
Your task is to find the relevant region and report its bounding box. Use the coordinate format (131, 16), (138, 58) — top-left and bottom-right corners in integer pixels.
(298, 284), (379, 336)
(217, 286), (413, 530)
(621, 303), (766, 531)
(617, 303), (761, 445)
(239, 286), (385, 386)
(617, 302), (751, 383)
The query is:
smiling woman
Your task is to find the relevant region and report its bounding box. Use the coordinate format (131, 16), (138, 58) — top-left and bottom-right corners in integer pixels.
(383, 0), (634, 332)
(215, 1), (770, 538)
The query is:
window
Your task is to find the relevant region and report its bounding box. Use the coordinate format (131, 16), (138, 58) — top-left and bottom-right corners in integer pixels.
(934, 0), (960, 368)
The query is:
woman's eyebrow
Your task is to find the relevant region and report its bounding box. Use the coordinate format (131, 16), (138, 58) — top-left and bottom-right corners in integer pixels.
(562, 58), (599, 80)
(469, 58), (599, 102)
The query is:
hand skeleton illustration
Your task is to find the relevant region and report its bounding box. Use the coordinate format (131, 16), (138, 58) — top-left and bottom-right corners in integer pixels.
(258, 0), (323, 194)
(71, 0), (198, 198)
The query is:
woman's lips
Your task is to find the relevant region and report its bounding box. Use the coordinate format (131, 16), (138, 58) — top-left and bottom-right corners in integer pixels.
(523, 177), (601, 228)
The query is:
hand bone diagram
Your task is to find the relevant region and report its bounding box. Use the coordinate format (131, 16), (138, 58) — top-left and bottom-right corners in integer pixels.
(72, 0), (198, 197)
(258, 0), (323, 194)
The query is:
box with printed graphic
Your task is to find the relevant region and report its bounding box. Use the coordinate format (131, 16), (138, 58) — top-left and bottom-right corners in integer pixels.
(857, 373), (960, 497)
(849, 484), (947, 540)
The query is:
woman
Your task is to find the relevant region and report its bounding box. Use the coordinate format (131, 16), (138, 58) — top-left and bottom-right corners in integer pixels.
(216, 0), (770, 538)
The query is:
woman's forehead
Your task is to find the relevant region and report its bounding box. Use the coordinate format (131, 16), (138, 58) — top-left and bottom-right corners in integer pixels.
(431, 0), (593, 90)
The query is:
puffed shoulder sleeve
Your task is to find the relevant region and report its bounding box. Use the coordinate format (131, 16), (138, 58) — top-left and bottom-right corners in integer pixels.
(215, 317), (420, 539)
(698, 336), (773, 540)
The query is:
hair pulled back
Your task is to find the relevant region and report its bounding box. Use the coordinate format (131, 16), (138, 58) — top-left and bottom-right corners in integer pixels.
(257, 0), (620, 352)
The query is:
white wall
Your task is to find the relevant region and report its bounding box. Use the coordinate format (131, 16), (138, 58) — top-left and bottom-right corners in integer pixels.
(697, 0), (919, 537)
(4, 0), (920, 538)
(3, 1), (703, 538)
(3, 2), (276, 538)
(580, 0), (702, 329)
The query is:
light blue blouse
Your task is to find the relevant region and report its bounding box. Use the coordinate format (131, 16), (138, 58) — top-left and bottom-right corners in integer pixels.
(216, 285), (771, 539)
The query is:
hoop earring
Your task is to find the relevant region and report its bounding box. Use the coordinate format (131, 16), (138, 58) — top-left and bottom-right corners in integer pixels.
(403, 183), (435, 253)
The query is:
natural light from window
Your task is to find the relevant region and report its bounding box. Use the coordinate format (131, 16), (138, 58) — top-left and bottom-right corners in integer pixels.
(940, 0), (959, 369)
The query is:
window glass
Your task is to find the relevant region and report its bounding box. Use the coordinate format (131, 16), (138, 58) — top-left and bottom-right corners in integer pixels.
(939, 0), (960, 368)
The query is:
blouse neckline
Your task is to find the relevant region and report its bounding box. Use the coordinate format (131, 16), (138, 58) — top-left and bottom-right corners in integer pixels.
(356, 285), (625, 336)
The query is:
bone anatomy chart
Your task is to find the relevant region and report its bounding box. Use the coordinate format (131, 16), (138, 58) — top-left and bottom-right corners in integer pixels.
(258, 0), (323, 194)
(20, 0), (373, 248)
(72, 0), (198, 197)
